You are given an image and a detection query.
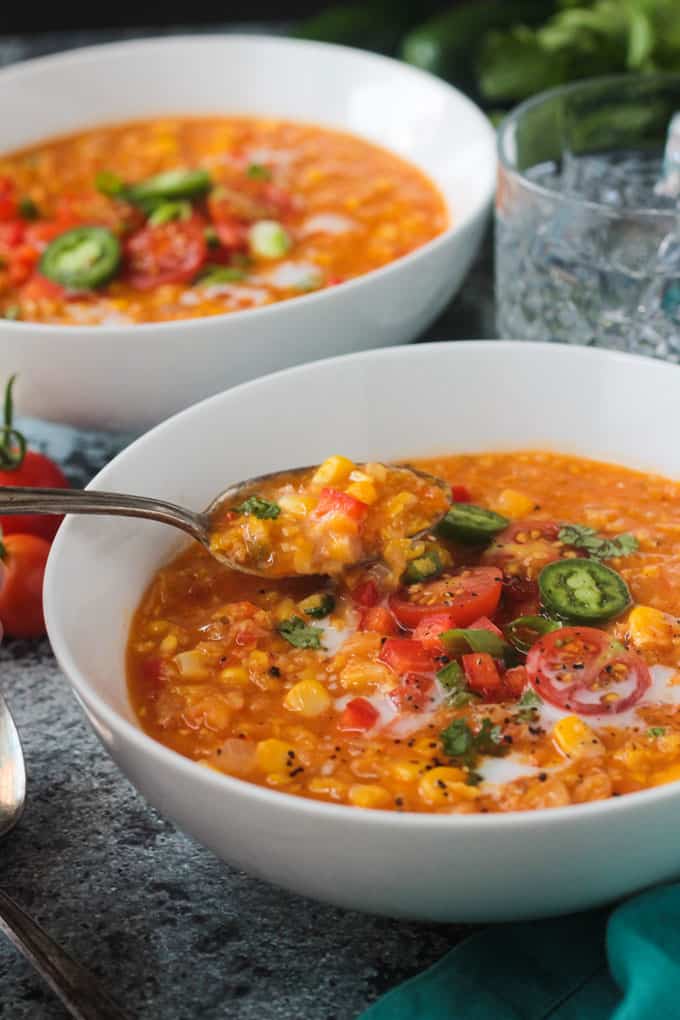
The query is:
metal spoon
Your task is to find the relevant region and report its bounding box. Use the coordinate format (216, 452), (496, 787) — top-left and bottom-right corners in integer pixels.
(0, 464), (450, 578)
(0, 690), (130, 1019)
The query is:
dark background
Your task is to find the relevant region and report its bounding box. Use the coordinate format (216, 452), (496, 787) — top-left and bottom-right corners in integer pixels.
(0, 0), (465, 35)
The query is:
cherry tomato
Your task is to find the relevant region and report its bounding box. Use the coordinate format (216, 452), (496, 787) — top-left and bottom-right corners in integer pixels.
(379, 637), (434, 675)
(389, 567), (503, 630)
(483, 520), (561, 581)
(314, 487), (368, 523)
(0, 376), (69, 540)
(359, 606), (398, 636)
(20, 274), (65, 302)
(0, 221), (26, 248)
(338, 697), (379, 732)
(0, 534), (50, 637)
(462, 652), (503, 697)
(526, 626), (651, 715)
(125, 217), (207, 290)
(390, 673), (434, 712)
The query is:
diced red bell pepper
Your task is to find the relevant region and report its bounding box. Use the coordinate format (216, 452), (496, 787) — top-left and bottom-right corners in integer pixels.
(0, 221), (26, 248)
(390, 673), (434, 712)
(412, 613), (457, 652)
(359, 605), (398, 636)
(338, 697), (379, 732)
(380, 637), (434, 675)
(462, 652), (503, 696)
(469, 616), (504, 637)
(451, 485), (471, 502)
(20, 274), (65, 302)
(353, 579), (379, 607)
(315, 487), (368, 523)
(214, 218), (249, 252)
(503, 665), (528, 698)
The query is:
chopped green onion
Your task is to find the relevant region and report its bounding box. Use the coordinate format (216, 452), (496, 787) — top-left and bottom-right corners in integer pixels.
(248, 219), (291, 259)
(147, 200), (192, 227)
(246, 163), (272, 181)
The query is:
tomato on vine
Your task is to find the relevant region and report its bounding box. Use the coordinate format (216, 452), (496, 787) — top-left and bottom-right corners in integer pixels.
(0, 533), (50, 638)
(0, 375), (69, 541)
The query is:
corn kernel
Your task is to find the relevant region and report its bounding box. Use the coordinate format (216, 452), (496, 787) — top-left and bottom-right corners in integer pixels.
(256, 738), (296, 773)
(273, 598), (298, 623)
(346, 480), (378, 505)
(159, 633), (178, 655)
(248, 650), (269, 671)
(308, 777), (347, 800)
(284, 679), (331, 717)
(552, 716), (604, 759)
(278, 493), (314, 516)
(627, 605), (676, 651)
(147, 619), (170, 636)
(219, 666), (249, 686)
(348, 784), (391, 809)
(389, 761), (422, 782)
(312, 455), (355, 487)
(418, 767), (475, 806)
(339, 659), (392, 691)
(495, 489), (535, 518)
(387, 492), (417, 518)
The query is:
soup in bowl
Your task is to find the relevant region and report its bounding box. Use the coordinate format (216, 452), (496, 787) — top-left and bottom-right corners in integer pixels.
(46, 341), (680, 922)
(0, 36), (494, 428)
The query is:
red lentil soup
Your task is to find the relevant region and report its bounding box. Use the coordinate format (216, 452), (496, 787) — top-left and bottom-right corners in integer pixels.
(128, 451), (680, 814)
(0, 117), (447, 325)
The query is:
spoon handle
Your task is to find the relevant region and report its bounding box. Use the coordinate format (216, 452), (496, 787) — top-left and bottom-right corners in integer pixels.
(0, 890), (130, 1019)
(0, 486), (207, 543)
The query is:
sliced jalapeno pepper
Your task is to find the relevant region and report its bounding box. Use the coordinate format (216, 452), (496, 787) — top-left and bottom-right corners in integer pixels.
(436, 503), (508, 544)
(538, 558), (631, 622)
(299, 593), (335, 619)
(504, 615), (562, 654)
(40, 227), (121, 290)
(128, 168), (212, 205)
(402, 549), (443, 585)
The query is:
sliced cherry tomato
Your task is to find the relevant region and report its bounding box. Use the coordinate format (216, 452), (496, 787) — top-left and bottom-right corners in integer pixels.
(389, 567), (503, 630)
(451, 485), (471, 502)
(314, 487), (368, 523)
(353, 579), (379, 607)
(0, 533), (50, 637)
(483, 520), (561, 580)
(526, 626), (651, 715)
(380, 637), (434, 675)
(462, 652), (503, 696)
(0, 221), (26, 248)
(359, 606), (398, 636)
(338, 697), (379, 732)
(0, 376), (69, 541)
(390, 673), (434, 712)
(413, 613), (456, 652)
(125, 216), (207, 290)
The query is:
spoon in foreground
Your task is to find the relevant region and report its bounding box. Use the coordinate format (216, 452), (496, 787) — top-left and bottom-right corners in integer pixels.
(0, 689), (130, 1020)
(0, 458), (451, 579)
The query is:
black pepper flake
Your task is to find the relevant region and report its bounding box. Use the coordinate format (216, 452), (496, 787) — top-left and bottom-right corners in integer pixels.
(538, 772), (547, 782)
(289, 767), (304, 777)
(395, 797), (404, 807)
(503, 735), (513, 745)
(269, 666), (281, 677)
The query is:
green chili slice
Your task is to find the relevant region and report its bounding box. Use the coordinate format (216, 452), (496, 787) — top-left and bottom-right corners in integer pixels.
(504, 615), (562, 654)
(128, 168), (212, 205)
(39, 227), (121, 290)
(402, 549), (443, 585)
(436, 503), (508, 544)
(538, 558), (632, 622)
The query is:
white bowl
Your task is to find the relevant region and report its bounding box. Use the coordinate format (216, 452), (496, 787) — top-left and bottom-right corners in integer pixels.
(0, 36), (495, 431)
(45, 340), (680, 922)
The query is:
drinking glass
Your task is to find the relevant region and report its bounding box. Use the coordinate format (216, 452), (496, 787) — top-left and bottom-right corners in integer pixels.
(496, 74), (680, 359)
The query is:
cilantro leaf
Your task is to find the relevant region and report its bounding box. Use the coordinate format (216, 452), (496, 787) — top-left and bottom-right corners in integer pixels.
(648, 726), (666, 738)
(559, 523), (638, 560)
(277, 616), (324, 649)
(439, 716), (508, 774)
(236, 495), (281, 519)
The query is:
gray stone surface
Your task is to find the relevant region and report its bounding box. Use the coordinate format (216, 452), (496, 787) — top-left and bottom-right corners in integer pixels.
(0, 28), (494, 1019)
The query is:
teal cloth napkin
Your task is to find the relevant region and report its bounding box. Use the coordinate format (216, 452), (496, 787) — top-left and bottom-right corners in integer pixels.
(361, 884), (680, 1020)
